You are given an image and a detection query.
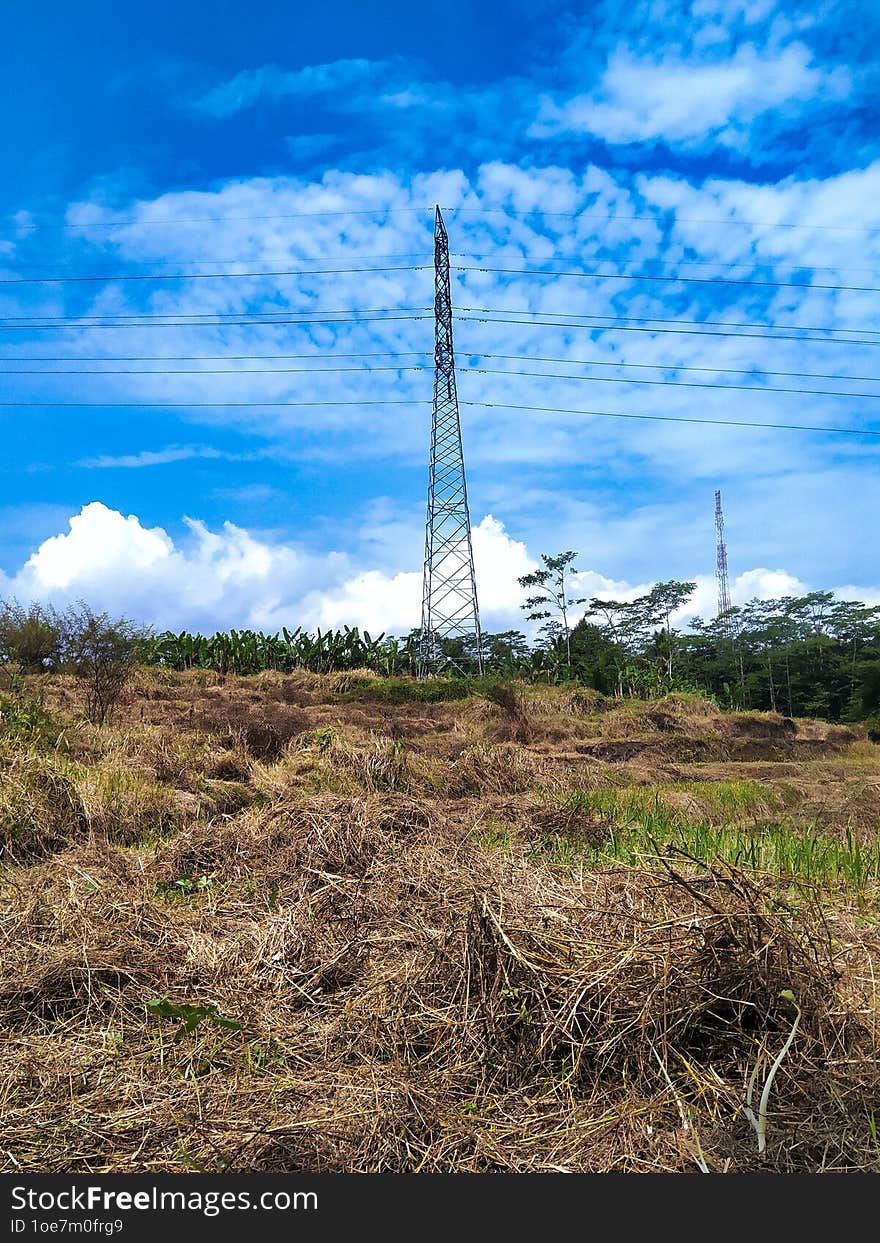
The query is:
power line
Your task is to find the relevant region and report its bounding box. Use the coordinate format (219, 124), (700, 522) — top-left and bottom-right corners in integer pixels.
(2, 296), (873, 336)
(0, 394), (875, 437)
(474, 353), (880, 385)
(456, 262), (880, 295)
(460, 253), (880, 278)
(2, 348), (876, 386)
(15, 206), (435, 231)
(2, 251), (428, 271)
(457, 313), (880, 349)
(0, 304), (430, 323)
(462, 366), (880, 400)
(0, 350), (430, 362)
(0, 364), (430, 376)
(4, 311), (876, 345)
(0, 399), (426, 408)
(444, 205), (880, 235)
(461, 401), (880, 438)
(458, 305), (880, 337)
(5, 251), (878, 281)
(3, 361), (877, 397)
(11, 202), (878, 234)
(0, 314), (431, 332)
(1, 280), (875, 352)
(2, 301), (874, 339)
(0, 264), (427, 286)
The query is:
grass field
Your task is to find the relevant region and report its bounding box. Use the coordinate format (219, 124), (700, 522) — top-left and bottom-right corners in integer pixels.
(2, 670), (879, 1172)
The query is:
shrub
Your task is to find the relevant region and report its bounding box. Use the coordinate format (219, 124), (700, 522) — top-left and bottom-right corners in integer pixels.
(59, 604), (149, 724)
(0, 600), (62, 670)
(0, 693), (65, 750)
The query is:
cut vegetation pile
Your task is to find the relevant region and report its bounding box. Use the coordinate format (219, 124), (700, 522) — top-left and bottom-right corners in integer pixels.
(1, 672), (879, 1172)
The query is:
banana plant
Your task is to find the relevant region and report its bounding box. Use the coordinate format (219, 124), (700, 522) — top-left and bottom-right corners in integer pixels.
(146, 625), (418, 676)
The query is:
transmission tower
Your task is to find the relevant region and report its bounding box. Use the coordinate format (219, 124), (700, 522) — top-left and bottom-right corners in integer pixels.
(715, 489), (733, 626)
(418, 205), (483, 676)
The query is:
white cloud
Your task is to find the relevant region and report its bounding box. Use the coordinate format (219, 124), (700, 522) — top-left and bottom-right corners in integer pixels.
(3, 160), (876, 598)
(18, 504), (174, 593)
(1, 504), (875, 642)
(681, 567), (807, 622)
(193, 60), (391, 118)
(834, 586), (880, 608)
(732, 567), (806, 600)
(78, 445), (244, 469)
(530, 42), (849, 149)
(0, 504), (537, 635)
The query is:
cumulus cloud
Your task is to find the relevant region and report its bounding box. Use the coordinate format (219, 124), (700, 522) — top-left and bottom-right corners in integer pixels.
(0, 504), (536, 635)
(1, 504), (875, 642)
(16, 504), (175, 594)
(682, 568), (807, 622)
(530, 41), (849, 149)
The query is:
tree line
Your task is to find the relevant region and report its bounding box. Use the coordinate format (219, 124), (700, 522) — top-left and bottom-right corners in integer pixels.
(1, 557), (878, 727)
(512, 551), (880, 724)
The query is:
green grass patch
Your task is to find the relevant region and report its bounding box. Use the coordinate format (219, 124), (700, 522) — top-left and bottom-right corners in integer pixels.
(556, 782), (875, 885)
(0, 693), (66, 751)
(475, 821), (515, 852)
(531, 816), (880, 889)
(668, 779), (778, 813)
(331, 674), (537, 705)
(566, 779), (777, 822)
(332, 676), (474, 703)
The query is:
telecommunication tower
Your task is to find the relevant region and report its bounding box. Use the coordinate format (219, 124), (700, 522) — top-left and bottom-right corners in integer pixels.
(715, 489), (732, 625)
(418, 206), (483, 675)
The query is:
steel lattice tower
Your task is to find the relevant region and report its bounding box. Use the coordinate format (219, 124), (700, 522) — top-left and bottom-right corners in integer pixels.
(418, 206), (483, 675)
(715, 489), (732, 625)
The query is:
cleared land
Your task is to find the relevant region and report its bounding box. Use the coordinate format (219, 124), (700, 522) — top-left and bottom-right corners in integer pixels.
(2, 671), (879, 1172)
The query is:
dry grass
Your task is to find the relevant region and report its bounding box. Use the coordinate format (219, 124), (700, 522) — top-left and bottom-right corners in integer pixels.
(1, 673), (878, 1173)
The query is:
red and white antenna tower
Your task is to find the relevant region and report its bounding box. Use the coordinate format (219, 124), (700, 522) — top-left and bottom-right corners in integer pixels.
(714, 489), (732, 625)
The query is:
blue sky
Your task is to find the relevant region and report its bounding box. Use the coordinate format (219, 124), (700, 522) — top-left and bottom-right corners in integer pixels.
(1, 0), (878, 633)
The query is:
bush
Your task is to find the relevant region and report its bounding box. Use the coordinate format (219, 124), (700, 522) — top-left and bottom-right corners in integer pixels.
(59, 604), (150, 724)
(0, 598), (150, 725)
(0, 693), (65, 750)
(0, 601), (62, 670)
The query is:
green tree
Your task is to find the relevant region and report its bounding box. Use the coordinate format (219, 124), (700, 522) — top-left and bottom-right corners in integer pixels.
(643, 580), (697, 680)
(0, 600), (62, 671)
(586, 581), (696, 695)
(518, 551), (586, 672)
(568, 619), (624, 692)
